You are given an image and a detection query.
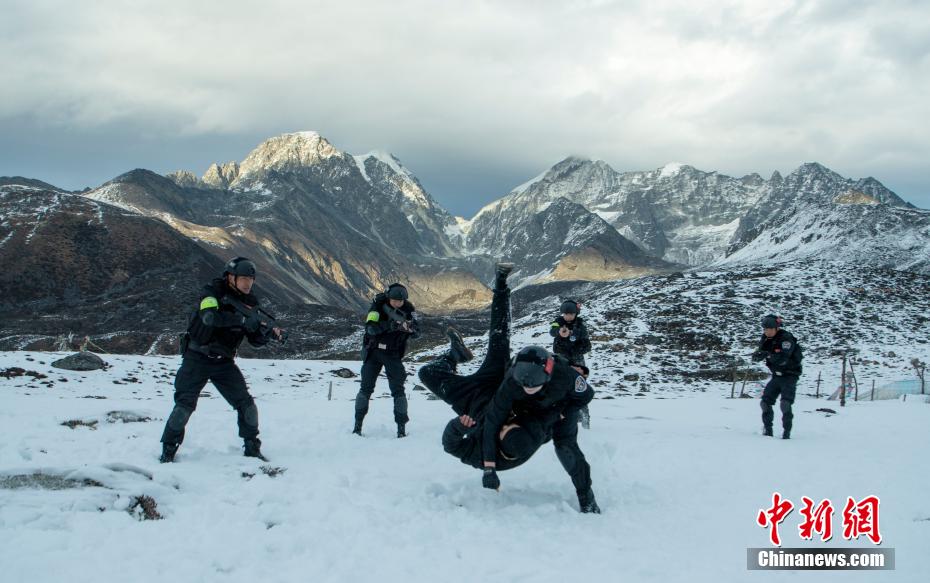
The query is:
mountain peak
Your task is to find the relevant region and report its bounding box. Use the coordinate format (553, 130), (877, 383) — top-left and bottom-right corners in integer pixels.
(792, 161), (839, 178)
(657, 162), (689, 178)
(202, 161), (240, 189)
(236, 131), (344, 180)
(354, 150), (415, 182)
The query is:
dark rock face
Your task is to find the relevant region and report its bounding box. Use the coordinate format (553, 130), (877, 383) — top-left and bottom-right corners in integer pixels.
(464, 197), (676, 284)
(0, 186), (224, 355)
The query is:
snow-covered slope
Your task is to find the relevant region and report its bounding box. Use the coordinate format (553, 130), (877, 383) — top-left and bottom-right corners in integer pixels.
(1, 345), (927, 583)
(719, 202), (930, 273)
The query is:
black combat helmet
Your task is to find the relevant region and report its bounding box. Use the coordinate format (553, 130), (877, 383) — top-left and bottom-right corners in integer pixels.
(761, 314), (783, 329)
(511, 345), (554, 388)
(386, 283), (408, 301)
(224, 257), (257, 278)
(560, 300), (580, 315)
(500, 426), (537, 460)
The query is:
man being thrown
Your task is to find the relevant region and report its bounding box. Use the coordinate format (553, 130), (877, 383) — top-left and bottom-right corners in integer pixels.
(418, 263), (600, 513)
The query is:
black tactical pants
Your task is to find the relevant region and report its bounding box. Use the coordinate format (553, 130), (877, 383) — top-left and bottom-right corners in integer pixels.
(356, 350), (408, 424)
(552, 408), (593, 494)
(760, 374), (798, 432)
(418, 287), (511, 415)
(160, 355), (259, 445)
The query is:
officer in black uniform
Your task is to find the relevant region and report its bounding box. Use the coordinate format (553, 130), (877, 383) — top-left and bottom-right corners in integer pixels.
(159, 257), (283, 463)
(752, 314), (803, 439)
(549, 300), (592, 367)
(354, 283), (421, 438)
(419, 264), (600, 513)
(480, 345), (598, 512)
(549, 299), (593, 427)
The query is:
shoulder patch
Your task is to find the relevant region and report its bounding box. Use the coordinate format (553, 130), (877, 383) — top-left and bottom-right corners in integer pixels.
(575, 375), (588, 393)
(782, 341), (793, 350)
(366, 311), (380, 323)
(200, 296), (219, 310)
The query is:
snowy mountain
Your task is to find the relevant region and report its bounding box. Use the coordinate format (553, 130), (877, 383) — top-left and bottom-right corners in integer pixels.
(464, 196), (675, 287)
(719, 200), (930, 273)
(351, 150), (461, 256)
(4, 130), (929, 358)
(727, 162), (916, 257)
(85, 132), (490, 312)
(466, 157), (918, 269)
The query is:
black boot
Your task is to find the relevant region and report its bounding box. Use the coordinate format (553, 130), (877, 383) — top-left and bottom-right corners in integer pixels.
(243, 438), (268, 461)
(397, 422), (406, 438)
(579, 405), (591, 429)
(782, 429), (791, 440)
(446, 327), (474, 363)
(762, 426), (773, 437)
(352, 420), (363, 436)
(578, 489), (601, 514)
(494, 262), (514, 289)
(159, 442), (179, 463)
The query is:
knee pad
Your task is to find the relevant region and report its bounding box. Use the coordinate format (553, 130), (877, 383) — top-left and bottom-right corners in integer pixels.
(167, 405), (193, 431)
(241, 401), (259, 427)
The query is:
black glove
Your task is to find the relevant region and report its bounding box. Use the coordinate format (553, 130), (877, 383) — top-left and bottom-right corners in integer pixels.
(243, 312), (262, 334)
(482, 468), (500, 490)
(751, 350), (766, 362)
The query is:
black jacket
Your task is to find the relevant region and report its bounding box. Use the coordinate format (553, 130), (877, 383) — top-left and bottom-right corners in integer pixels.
(757, 330), (803, 377)
(442, 408), (560, 471)
(186, 278), (271, 360)
(549, 316), (592, 364)
(481, 356), (594, 464)
(361, 294), (421, 359)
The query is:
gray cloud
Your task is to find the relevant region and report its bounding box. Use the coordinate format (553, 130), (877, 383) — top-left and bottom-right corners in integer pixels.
(1, 0), (927, 216)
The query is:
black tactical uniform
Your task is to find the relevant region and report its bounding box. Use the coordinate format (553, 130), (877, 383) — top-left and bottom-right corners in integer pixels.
(549, 301), (592, 367)
(160, 258), (274, 462)
(419, 265), (600, 513)
(550, 300), (593, 428)
(480, 351), (596, 509)
(354, 283), (420, 437)
(753, 315), (803, 439)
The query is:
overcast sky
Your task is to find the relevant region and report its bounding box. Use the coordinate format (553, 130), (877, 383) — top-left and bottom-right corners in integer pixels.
(1, 0), (928, 216)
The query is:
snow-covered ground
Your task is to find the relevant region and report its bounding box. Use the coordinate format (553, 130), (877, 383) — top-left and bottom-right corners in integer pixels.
(1, 351), (928, 583)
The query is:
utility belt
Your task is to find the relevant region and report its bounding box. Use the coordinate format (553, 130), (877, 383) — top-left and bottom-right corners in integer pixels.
(179, 333), (235, 361)
(367, 338), (403, 354)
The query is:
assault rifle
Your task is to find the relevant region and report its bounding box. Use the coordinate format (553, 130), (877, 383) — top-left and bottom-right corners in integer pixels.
(220, 296), (288, 344)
